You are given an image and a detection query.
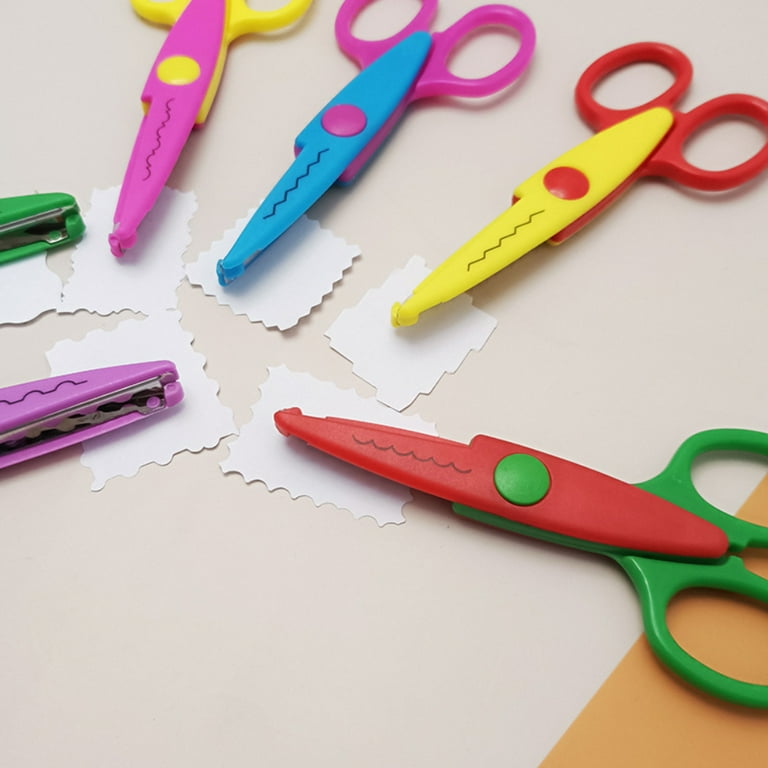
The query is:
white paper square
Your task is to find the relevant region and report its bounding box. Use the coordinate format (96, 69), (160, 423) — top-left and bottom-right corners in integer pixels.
(185, 208), (360, 330)
(220, 365), (437, 525)
(60, 186), (197, 315)
(46, 310), (236, 490)
(326, 255), (497, 410)
(0, 253), (62, 324)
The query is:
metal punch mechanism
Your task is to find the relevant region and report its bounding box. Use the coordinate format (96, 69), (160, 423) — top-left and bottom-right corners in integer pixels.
(0, 361), (183, 469)
(0, 193), (85, 265)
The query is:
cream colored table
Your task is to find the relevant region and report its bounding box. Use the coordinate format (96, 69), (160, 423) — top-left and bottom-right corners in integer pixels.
(2, 2), (768, 766)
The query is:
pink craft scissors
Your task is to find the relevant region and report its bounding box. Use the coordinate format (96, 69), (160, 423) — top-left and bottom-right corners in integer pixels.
(109, 0), (313, 258)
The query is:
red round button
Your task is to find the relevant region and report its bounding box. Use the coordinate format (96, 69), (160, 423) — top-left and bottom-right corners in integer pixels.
(543, 166), (590, 200)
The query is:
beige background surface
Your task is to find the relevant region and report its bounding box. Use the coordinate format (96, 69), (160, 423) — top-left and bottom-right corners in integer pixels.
(3, 1), (768, 766)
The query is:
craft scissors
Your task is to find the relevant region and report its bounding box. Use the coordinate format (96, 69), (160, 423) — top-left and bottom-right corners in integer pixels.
(216, 0), (536, 285)
(275, 407), (768, 708)
(0, 361), (183, 470)
(392, 41), (768, 326)
(0, 193), (85, 265)
(109, 0), (314, 258)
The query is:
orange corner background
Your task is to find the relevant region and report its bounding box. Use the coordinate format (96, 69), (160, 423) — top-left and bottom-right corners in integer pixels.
(541, 476), (768, 767)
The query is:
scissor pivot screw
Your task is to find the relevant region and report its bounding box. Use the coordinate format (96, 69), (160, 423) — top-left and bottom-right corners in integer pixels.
(493, 453), (551, 506)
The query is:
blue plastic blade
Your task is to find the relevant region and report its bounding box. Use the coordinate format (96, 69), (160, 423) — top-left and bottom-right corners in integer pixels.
(217, 32), (432, 285)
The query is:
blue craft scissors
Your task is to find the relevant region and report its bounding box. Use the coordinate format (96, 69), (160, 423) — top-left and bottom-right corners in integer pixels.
(216, 0), (536, 285)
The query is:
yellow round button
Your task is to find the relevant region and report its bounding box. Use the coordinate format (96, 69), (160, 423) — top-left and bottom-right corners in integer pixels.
(156, 55), (201, 86)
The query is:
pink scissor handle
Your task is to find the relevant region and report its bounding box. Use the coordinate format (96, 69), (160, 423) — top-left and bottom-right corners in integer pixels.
(335, 1), (535, 100)
(576, 42), (768, 191)
(414, 4), (535, 100)
(335, 0), (439, 69)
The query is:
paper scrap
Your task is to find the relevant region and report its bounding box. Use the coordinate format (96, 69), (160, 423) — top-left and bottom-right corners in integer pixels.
(46, 310), (236, 490)
(326, 255), (497, 411)
(0, 253), (62, 325)
(220, 365), (436, 525)
(60, 186), (197, 316)
(185, 208), (360, 330)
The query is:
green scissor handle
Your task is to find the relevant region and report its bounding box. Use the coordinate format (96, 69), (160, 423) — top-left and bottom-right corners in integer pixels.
(622, 428), (768, 707)
(455, 428), (768, 707)
(619, 554), (768, 707)
(636, 428), (768, 551)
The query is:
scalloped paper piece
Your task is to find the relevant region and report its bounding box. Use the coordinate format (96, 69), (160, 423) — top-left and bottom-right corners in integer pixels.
(220, 365), (436, 526)
(325, 255), (497, 411)
(45, 310), (236, 490)
(0, 253), (62, 325)
(185, 207), (360, 330)
(59, 186), (196, 316)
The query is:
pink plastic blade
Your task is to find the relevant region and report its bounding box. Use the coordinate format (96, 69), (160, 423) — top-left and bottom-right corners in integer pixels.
(111, 0), (226, 256)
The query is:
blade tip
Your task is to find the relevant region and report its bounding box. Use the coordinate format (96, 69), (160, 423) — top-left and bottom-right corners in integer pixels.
(274, 407), (304, 436)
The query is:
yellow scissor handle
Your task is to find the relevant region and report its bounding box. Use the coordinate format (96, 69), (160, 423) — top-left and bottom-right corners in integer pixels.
(228, 0), (314, 40)
(130, 0), (191, 26)
(130, 0), (314, 40)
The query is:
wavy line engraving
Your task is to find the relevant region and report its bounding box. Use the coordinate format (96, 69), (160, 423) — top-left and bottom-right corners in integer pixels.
(467, 209), (545, 271)
(263, 148), (330, 219)
(352, 434), (472, 474)
(143, 98), (175, 181)
(0, 378), (88, 407)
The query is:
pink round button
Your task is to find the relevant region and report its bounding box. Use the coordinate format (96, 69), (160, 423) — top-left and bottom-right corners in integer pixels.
(543, 166), (590, 200)
(321, 104), (367, 137)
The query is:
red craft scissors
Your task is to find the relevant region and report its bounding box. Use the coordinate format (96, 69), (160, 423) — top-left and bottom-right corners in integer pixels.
(275, 407), (768, 708)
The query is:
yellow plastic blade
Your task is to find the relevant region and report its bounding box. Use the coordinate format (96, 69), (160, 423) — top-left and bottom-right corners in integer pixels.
(392, 107), (674, 327)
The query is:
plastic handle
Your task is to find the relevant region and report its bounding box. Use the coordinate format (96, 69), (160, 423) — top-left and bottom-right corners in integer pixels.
(228, 0), (314, 39)
(636, 428), (768, 552)
(335, 1), (534, 101)
(620, 553), (768, 708)
(644, 93), (768, 190)
(575, 41), (692, 131)
(411, 4), (535, 101)
(335, 0), (438, 69)
(131, 0), (314, 38)
(575, 41), (768, 191)
(131, 0), (192, 26)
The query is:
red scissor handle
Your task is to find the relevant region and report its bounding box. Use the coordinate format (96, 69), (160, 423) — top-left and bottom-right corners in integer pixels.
(575, 41), (768, 191)
(575, 42), (692, 131)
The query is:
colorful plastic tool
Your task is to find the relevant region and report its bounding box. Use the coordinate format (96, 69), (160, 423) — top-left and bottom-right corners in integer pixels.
(216, 0), (535, 285)
(0, 361), (183, 469)
(391, 41), (768, 326)
(110, 0), (314, 257)
(275, 407), (768, 708)
(0, 193), (84, 265)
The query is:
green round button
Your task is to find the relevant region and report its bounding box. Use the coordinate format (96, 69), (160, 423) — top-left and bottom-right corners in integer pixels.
(493, 453), (551, 506)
